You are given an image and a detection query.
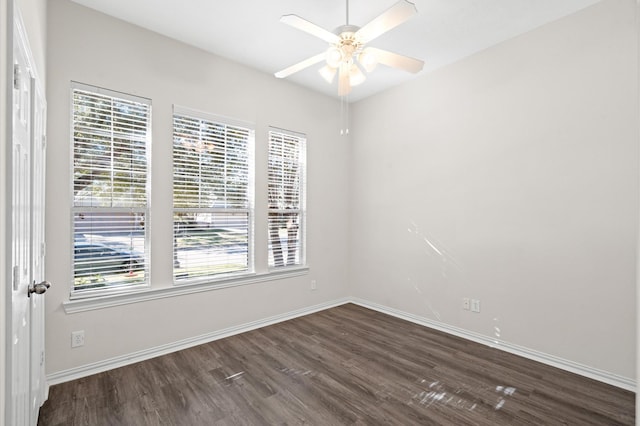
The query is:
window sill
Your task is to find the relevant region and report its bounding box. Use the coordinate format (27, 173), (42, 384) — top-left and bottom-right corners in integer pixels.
(62, 266), (309, 314)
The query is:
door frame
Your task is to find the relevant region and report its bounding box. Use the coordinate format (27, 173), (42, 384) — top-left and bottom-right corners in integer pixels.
(3, 1), (48, 423)
(2, 0), (14, 423)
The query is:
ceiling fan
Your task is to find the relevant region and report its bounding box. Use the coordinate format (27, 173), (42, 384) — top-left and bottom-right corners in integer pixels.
(274, 0), (425, 96)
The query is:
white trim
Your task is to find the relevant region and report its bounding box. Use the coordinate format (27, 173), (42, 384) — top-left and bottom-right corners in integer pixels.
(63, 266), (309, 314)
(173, 104), (255, 130)
(51, 297), (636, 393)
(267, 129), (307, 268)
(71, 81), (151, 104)
(171, 108), (256, 285)
(268, 125), (306, 139)
(350, 298), (636, 392)
(2, 1), (14, 424)
(69, 83), (153, 299)
(48, 297), (350, 385)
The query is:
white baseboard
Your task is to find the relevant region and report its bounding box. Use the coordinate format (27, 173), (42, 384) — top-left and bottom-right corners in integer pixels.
(350, 298), (636, 392)
(47, 296), (636, 393)
(46, 298), (350, 386)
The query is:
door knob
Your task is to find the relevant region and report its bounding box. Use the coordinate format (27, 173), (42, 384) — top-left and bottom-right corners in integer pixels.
(28, 280), (51, 297)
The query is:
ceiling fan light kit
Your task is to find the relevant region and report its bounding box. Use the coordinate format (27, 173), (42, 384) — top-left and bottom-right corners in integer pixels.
(318, 65), (338, 83)
(358, 48), (378, 73)
(274, 0), (425, 97)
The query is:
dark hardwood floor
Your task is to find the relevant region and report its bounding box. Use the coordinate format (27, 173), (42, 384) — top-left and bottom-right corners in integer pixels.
(38, 303), (635, 425)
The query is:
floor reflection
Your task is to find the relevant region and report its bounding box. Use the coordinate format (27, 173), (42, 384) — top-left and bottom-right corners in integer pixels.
(411, 379), (517, 412)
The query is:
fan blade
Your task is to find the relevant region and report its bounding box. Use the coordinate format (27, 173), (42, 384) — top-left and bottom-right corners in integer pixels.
(338, 63), (352, 96)
(355, 0), (417, 44)
(280, 15), (340, 44)
(274, 53), (326, 79)
(364, 47), (424, 73)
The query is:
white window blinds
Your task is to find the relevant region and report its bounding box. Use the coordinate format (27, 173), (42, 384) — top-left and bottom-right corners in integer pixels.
(268, 129), (306, 268)
(71, 83), (151, 294)
(173, 107), (254, 282)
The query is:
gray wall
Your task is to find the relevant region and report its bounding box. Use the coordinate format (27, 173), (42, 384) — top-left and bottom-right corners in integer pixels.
(349, 0), (638, 379)
(45, 0), (350, 374)
(16, 0), (46, 83)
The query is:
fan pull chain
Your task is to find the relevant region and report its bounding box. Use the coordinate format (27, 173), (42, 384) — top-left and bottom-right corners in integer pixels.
(340, 95), (350, 136)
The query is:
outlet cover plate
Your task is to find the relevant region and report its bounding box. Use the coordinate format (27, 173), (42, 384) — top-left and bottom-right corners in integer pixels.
(71, 330), (85, 348)
(463, 298), (470, 310)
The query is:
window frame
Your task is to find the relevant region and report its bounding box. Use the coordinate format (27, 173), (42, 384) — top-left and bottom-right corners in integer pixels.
(172, 105), (256, 286)
(64, 88), (311, 310)
(69, 82), (152, 299)
(267, 127), (307, 270)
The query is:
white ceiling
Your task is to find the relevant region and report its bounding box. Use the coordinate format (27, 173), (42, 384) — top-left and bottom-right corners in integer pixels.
(69, 0), (601, 102)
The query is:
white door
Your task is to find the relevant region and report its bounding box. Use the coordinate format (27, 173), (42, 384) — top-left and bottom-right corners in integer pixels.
(29, 77), (48, 421)
(11, 26), (34, 426)
(10, 12), (49, 426)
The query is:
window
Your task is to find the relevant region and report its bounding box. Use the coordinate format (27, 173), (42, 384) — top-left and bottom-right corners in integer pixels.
(268, 129), (306, 268)
(71, 83), (151, 295)
(173, 107), (254, 283)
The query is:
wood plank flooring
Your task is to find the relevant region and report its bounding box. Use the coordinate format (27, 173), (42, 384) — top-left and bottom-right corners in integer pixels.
(38, 303), (635, 425)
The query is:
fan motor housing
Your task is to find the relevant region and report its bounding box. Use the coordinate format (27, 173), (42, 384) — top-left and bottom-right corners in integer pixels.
(334, 24), (360, 36)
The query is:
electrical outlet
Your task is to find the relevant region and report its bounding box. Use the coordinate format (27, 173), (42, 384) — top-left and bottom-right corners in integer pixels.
(71, 330), (85, 348)
(471, 299), (481, 313)
(463, 298), (470, 310)
(310, 280), (317, 291)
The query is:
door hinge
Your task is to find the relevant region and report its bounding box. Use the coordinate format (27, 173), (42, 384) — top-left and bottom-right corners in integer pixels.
(12, 265), (19, 291)
(13, 64), (20, 89)
(42, 134), (47, 149)
(40, 351), (45, 366)
(41, 242), (46, 258)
